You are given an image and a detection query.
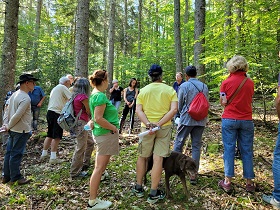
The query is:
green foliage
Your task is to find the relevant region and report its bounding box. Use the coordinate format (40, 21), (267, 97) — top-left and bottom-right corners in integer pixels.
(0, 0), (279, 119)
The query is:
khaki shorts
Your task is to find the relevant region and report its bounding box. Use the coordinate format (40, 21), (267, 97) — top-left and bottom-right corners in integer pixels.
(138, 125), (172, 158)
(94, 132), (119, 155)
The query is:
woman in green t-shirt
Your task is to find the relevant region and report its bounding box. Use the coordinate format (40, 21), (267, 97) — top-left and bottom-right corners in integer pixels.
(87, 70), (119, 210)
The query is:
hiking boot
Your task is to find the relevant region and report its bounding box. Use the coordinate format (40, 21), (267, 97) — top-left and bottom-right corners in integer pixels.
(131, 186), (145, 198)
(262, 194), (280, 209)
(87, 198), (112, 210)
(2, 177), (10, 184)
(147, 190), (166, 204)
(246, 183), (256, 193)
(11, 178), (31, 185)
(49, 158), (62, 164)
(101, 170), (109, 181)
(218, 180), (232, 193)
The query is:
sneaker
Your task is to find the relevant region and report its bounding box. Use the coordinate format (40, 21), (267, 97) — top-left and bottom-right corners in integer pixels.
(40, 155), (49, 161)
(190, 174), (198, 185)
(101, 170), (109, 181)
(147, 190), (166, 204)
(246, 183), (256, 193)
(131, 186), (145, 198)
(87, 198), (112, 210)
(71, 171), (88, 179)
(49, 158), (62, 164)
(262, 194), (280, 209)
(218, 180), (232, 193)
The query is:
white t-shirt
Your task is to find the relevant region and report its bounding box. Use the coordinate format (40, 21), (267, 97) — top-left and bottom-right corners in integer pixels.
(48, 84), (71, 114)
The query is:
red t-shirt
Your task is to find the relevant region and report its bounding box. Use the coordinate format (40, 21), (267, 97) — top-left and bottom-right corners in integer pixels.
(73, 93), (90, 122)
(220, 71), (254, 120)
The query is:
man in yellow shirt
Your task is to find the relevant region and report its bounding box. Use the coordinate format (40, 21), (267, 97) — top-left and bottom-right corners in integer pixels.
(132, 64), (178, 204)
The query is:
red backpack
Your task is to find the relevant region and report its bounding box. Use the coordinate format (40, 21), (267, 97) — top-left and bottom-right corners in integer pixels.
(187, 82), (209, 121)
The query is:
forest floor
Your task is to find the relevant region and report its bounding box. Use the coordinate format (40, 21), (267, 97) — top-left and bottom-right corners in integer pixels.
(0, 104), (279, 210)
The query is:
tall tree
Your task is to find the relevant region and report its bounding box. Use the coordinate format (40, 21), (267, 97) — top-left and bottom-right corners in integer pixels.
(74, 0), (90, 77)
(174, 0), (183, 73)
(224, 0), (232, 63)
(194, 0), (205, 77)
(182, 0), (190, 67)
(0, 0), (19, 123)
(32, 0), (43, 71)
(107, 0), (116, 83)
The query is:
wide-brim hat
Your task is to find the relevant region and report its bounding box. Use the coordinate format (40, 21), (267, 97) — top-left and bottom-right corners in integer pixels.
(17, 74), (39, 84)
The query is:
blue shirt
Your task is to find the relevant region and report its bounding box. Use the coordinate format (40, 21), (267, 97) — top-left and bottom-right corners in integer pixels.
(28, 86), (45, 106)
(173, 80), (185, 93)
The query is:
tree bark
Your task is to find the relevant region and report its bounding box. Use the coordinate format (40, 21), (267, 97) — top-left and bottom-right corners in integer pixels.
(32, 0), (43, 71)
(0, 0), (19, 124)
(74, 0), (90, 78)
(194, 0), (205, 77)
(182, 0), (189, 67)
(174, 0), (183, 73)
(107, 0), (116, 84)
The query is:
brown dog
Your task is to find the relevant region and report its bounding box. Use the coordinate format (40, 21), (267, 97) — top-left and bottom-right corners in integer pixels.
(144, 151), (197, 199)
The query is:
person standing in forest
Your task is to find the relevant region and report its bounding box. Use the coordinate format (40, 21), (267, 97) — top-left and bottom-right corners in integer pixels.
(119, 78), (138, 134)
(28, 84), (46, 132)
(109, 79), (123, 110)
(218, 55), (256, 193)
(1, 74), (38, 185)
(173, 72), (185, 94)
(40, 76), (71, 164)
(262, 55), (280, 209)
(173, 65), (209, 184)
(132, 64), (178, 204)
(70, 78), (94, 179)
(87, 70), (119, 209)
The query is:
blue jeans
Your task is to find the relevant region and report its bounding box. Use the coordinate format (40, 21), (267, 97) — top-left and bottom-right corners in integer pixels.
(110, 99), (121, 110)
(273, 123), (280, 201)
(3, 131), (31, 181)
(222, 119), (254, 179)
(173, 125), (205, 171)
(31, 106), (40, 130)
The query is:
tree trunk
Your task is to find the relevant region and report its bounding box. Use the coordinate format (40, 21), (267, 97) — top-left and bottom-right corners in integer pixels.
(32, 0), (43, 71)
(194, 0), (206, 77)
(102, 0), (108, 69)
(174, 0), (183, 73)
(74, 0), (90, 78)
(224, 0), (232, 66)
(182, 0), (189, 67)
(107, 0), (116, 84)
(0, 0), (19, 124)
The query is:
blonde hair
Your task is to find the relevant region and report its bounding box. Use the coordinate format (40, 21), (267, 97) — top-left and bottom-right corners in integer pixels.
(226, 55), (249, 73)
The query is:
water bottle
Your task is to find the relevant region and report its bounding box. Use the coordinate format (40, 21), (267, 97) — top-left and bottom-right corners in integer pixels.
(175, 117), (180, 124)
(138, 126), (160, 137)
(84, 124), (91, 131)
(0, 126), (6, 133)
(220, 92), (227, 104)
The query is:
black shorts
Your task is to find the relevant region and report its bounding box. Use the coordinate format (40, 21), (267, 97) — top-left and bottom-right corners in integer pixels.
(46, 110), (63, 139)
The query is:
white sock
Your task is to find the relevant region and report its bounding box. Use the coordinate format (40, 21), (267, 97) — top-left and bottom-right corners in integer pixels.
(50, 152), (57, 159)
(88, 199), (96, 206)
(41, 150), (48, 156)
